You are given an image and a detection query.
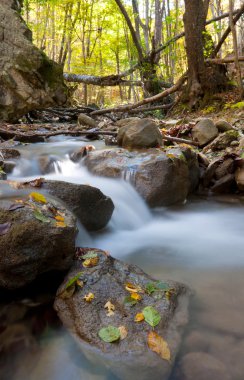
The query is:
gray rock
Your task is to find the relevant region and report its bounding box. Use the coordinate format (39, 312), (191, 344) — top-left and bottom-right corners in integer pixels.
(0, 149), (20, 159)
(42, 180), (114, 231)
(118, 118), (163, 149)
(38, 155), (57, 174)
(177, 352), (231, 380)
(84, 147), (199, 207)
(0, 197), (77, 289)
(215, 158), (235, 180)
(205, 130), (240, 151)
(115, 117), (141, 128)
(192, 119), (218, 147)
(77, 114), (97, 128)
(211, 174), (236, 193)
(2, 160), (16, 174)
(0, 0), (67, 121)
(235, 165), (244, 191)
(215, 120), (234, 132)
(54, 249), (189, 380)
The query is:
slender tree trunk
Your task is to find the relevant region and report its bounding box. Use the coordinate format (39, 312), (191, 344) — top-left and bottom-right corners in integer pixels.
(229, 0), (244, 98)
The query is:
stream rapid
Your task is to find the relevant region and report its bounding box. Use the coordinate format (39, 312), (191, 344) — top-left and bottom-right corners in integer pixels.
(1, 137), (244, 380)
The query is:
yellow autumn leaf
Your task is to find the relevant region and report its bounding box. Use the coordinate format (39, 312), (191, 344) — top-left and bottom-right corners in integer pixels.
(83, 293), (94, 302)
(76, 279), (84, 289)
(29, 192), (47, 204)
(55, 215), (65, 222)
(134, 313), (145, 322)
(83, 257), (99, 268)
(118, 326), (128, 340)
(130, 292), (142, 301)
(125, 282), (143, 293)
(55, 221), (67, 228)
(104, 301), (115, 317)
(148, 331), (171, 362)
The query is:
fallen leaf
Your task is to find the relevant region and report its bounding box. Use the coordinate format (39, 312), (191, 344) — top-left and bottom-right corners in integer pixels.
(33, 210), (50, 223)
(82, 252), (98, 259)
(148, 331), (171, 362)
(134, 313), (145, 322)
(118, 326), (128, 340)
(104, 301), (115, 316)
(55, 215), (65, 222)
(76, 279), (84, 289)
(125, 282), (143, 293)
(143, 306), (161, 327)
(0, 222), (11, 236)
(98, 326), (120, 343)
(29, 192), (47, 204)
(65, 271), (84, 290)
(124, 295), (138, 307)
(55, 221), (67, 228)
(84, 292), (95, 302)
(130, 292), (142, 301)
(83, 257), (99, 267)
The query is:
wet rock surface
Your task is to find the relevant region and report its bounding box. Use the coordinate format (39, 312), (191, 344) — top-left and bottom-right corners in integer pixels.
(84, 147), (199, 207)
(55, 249), (189, 380)
(42, 180), (114, 231)
(0, 197), (77, 289)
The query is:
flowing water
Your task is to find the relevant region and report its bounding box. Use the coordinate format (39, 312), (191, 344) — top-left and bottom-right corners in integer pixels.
(1, 138), (244, 380)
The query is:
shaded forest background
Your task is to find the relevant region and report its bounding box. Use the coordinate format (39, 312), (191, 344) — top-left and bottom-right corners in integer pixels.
(22, 0), (244, 107)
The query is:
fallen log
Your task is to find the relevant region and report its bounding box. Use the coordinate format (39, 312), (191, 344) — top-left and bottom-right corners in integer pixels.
(90, 75), (187, 116)
(206, 56), (244, 64)
(0, 125), (117, 143)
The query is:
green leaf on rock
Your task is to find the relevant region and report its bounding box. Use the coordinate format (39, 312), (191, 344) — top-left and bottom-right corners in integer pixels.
(156, 282), (171, 291)
(33, 210), (50, 223)
(65, 271), (83, 290)
(145, 282), (158, 294)
(82, 252), (98, 259)
(124, 295), (138, 306)
(98, 326), (121, 343)
(143, 306), (161, 327)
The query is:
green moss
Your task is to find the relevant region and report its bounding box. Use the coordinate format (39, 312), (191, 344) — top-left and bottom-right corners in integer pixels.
(231, 101), (244, 109)
(225, 130), (239, 139)
(202, 105), (216, 114)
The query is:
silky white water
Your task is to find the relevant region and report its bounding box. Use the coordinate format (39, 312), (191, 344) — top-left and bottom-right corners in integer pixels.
(2, 139), (244, 380)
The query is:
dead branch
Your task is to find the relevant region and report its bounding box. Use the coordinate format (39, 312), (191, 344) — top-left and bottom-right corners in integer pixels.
(163, 135), (199, 146)
(212, 4), (244, 57)
(63, 73), (143, 86)
(90, 75), (187, 116)
(128, 103), (175, 114)
(0, 125), (117, 143)
(206, 56), (244, 64)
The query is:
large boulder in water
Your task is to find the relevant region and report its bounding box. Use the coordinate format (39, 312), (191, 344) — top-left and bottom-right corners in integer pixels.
(84, 147), (199, 207)
(0, 196), (77, 289)
(0, 179), (114, 231)
(117, 118), (163, 149)
(42, 180), (114, 231)
(0, 0), (67, 121)
(54, 248), (189, 380)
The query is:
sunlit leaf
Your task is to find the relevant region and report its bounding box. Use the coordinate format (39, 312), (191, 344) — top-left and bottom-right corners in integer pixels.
(84, 292), (95, 302)
(134, 313), (145, 322)
(55, 221), (67, 228)
(83, 257), (99, 267)
(33, 210), (50, 223)
(104, 301), (115, 316)
(29, 192), (47, 204)
(143, 306), (161, 327)
(55, 215), (65, 222)
(148, 331), (171, 362)
(0, 222), (11, 236)
(98, 326), (120, 343)
(130, 292), (142, 301)
(125, 282), (143, 293)
(118, 326), (128, 340)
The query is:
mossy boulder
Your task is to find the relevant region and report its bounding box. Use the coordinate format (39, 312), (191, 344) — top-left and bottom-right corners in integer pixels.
(0, 0), (67, 121)
(0, 197), (77, 289)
